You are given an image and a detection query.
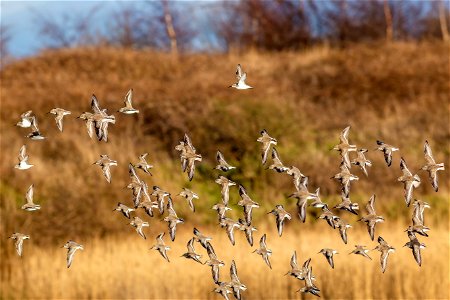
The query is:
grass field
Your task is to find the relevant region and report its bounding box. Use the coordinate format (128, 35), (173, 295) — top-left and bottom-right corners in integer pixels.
(1, 225), (448, 299)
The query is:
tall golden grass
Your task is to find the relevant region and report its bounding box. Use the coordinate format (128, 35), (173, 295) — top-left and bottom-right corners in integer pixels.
(1, 225), (448, 299)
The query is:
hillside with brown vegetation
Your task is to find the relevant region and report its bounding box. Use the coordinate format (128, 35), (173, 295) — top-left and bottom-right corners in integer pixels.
(1, 42), (448, 240)
(0, 41), (449, 299)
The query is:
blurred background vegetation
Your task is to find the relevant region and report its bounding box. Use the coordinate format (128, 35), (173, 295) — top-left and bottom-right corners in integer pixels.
(0, 1), (449, 298)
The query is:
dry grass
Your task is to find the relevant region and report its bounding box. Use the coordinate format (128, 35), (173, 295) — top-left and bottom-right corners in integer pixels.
(1, 225), (448, 299)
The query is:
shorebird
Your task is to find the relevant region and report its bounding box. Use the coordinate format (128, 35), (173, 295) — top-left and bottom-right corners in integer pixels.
(15, 145), (34, 170)
(268, 204), (291, 237)
(134, 153), (153, 175)
(334, 192), (359, 215)
(268, 148), (289, 173)
(286, 166), (306, 189)
(412, 199), (431, 226)
(78, 112), (95, 139)
(150, 233), (170, 262)
(351, 148), (372, 176)
(359, 195), (384, 241)
(309, 188), (326, 209)
(205, 242), (225, 284)
(334, 218), (352, 244)
(257, 129), (277, 165)
(349, 245), (372, 260)
(193, 228), (212, 249)
(298, 267), (320, 297)
(375, 140), (399, 167)
(9, 233), (30, 257)
(21, 184), (40, 211)
(331, 162), (359, 197)
(229, 64), (253, 90)
(127, 163), (150, 208)
(113, 202), (135, 219)
(129, 216), (149, 239)
(151, 186), (171, 214)
(398, 157), (421, 207)
(238, 184), (260, 225)
(332, 126), (357, 169)
(288, 177), (319, 222)
(26, 117), (45, 140)
(176, 134), (202, 181)
(406, 200), (431, 237)
(215, 150), (236, 172)
(421, 140), (445, 192)
(178, 188), (199, 212)
(181, 238), (202, 264)
(373, 236), (395, 273)
(16, 110), (33, 128)
(138, 199), (158, 217)
(164, 198), (184, 241)
(317, 205), (340, 229)
(238, 218), (257, 246)
(213, 282), (232, 300)
(118, 89), (139, 114)
(63, 240), (84, 268)
(89, 94), (116, 142)
(93, 154), (117, 183)
(220, 218), (241, 246)
(215, 176), (236, 206)
(253, 234), (272, 269)
(286, 251), (306, 280)
(404, 230), (425, 266)
(229, 260), (247, 300)
(212, 202), (232, 221)
(48, 108), (71, 132)
(318, 248), (338, 269)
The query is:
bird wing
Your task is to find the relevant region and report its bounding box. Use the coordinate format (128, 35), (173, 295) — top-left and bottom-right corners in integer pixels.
(91, 94), (102, 114)
(260, 234), (267, 249)
(261, 142), (271, 165)
(238, 72), (247, 84)
(187, 238), (196, 253)
(206, 242), (217, 260)
(235, 64), (243, 80)
(102, 165), (112, 183)
(290, 251), (298, 269)
(412, 244), (422, 266)
(384, 149), (393, 166)
(26, 185), (34, 204)
(156, 232), (165, 244)
(15, 239), (24, 257)
(30, 116), (40, 132)
(262, 253), (272, 269)
(424, 141), (435, 165)
(55, 115), (64, 131)
(326, 252), (334, 269)
(400, 158), (413, 177)
(339, 126), (350, 144)
(187, 158), (196, 181)
(429, 170), (439, 192)
(380, 250), (389, 273)
(230, 260), (239, 281)
(124, 89), (133, 108)
(217, 150), (226, 164)
(19, 145), (27, 161)
(169, 221), (177, 241)
(67, 247), (77, 268)
(366, 195), (376, 215)
(404, 181), (414, 206)
(212, 265), (220, 284)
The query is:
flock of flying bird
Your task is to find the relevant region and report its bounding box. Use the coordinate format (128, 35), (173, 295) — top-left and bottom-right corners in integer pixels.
(9, 64), (446, 298)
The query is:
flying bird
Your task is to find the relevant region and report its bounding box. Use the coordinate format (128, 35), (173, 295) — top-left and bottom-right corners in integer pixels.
(252, 234), (272, 269)
(318, 248), (338, 269)
(63, 240), (84, 268)
(9, 233), (30, 257)
(397, 157), (421, 207)
(21, 184), (40, 211)
(359, 195), (384, 241)
(375, 140), (399, 167)
(93, 154), (117, 183)
(420, 140), (445, 192)
(150, 233), (171, 262)
(351, 148), (372, 176)
(229, 64), (253, 90)
(48, 108), (71, 132)
(257, 129), (277, 165)
(373, 236), (395, 273)
(14, 145), (34, 170)
(332, 126), (357, 169)
(268, 204), (291, 237)
(118, 88), (139, 114)
(215, 150), (236, 172)
(129, 216), (149, 239)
